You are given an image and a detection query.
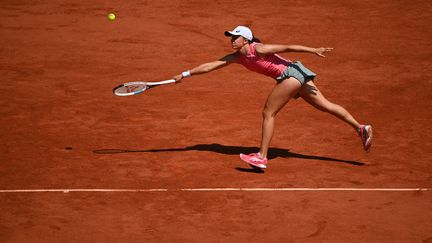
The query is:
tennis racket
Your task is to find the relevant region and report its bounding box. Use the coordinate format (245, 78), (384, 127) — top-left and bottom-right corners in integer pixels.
(113, 79), (176, 96)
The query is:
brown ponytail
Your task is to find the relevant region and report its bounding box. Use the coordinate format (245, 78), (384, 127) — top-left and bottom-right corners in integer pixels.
(249, 37), (261, 43)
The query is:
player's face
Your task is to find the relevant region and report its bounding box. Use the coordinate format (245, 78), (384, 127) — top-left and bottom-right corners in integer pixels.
(231, 35), (248, 49)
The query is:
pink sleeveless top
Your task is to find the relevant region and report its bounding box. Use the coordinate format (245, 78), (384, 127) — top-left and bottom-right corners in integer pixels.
(235, 42), (292, 79)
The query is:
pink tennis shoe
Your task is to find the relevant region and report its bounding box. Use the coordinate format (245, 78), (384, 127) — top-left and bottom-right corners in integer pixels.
(240, 125), (372, 169)
(240, 153), (268, 169)
(359, 125), (373, 151)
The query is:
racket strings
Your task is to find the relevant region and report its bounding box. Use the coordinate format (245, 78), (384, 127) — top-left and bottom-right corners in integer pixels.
(126, 85), (143, 93)
(113, 79), (174, 96)
(115, 84), (148, 95)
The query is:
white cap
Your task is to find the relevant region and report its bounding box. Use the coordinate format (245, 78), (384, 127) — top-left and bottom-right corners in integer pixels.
(224, 26), (253, 41)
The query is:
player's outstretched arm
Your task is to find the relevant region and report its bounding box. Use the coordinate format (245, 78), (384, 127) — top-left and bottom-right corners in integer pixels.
(173, 53), (236, 82)
(255, 44), (333, 57)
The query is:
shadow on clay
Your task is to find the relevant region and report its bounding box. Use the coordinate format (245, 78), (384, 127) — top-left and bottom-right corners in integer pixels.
(93, 143), (365, 170)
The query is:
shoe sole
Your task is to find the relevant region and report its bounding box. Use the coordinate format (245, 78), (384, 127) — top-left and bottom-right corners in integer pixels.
(239, 154), (267, 169)
(364, 125), (373, 151)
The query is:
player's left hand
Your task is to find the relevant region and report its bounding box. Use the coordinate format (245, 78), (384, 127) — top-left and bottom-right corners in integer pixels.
(315, 47), (333, 57)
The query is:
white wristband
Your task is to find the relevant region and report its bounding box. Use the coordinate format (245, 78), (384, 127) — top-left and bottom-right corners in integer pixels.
(182, 70), (191, 78)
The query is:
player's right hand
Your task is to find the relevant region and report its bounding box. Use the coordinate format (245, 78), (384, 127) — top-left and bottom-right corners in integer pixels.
(173, 74), (183, 83)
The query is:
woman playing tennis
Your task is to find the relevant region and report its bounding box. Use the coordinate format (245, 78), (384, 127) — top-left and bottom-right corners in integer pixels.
(173, 26), (372, 169)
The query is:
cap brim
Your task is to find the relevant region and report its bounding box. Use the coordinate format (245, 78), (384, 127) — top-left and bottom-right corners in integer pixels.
(224, 31), (237, 37)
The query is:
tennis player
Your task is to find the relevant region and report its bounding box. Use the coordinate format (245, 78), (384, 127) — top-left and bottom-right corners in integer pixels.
(173, 26), (372, 169)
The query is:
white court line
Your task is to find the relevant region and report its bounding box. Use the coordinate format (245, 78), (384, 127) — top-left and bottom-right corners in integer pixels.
(0, 188), (430, 193)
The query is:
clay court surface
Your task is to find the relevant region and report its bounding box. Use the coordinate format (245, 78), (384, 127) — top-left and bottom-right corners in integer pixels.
(1, 0), (431, 242)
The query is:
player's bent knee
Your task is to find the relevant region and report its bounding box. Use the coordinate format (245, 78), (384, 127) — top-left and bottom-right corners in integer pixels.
(262, 108), (276, 119)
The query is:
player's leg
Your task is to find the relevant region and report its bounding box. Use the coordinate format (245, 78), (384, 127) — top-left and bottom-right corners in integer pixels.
(299, 81), (372, 150)
(240, 77), (301, 168)
(259, 77), (302, 158)
(299, 81), (360, 130)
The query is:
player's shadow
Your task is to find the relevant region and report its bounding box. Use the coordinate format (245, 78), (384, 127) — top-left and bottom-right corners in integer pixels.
(93, 143), (364, 173)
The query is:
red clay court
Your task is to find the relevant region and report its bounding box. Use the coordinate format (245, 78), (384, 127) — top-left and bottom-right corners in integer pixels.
(1, 0), (431, 242)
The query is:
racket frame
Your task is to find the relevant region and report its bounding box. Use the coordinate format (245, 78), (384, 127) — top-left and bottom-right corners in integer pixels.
(113, 79), (176, 96)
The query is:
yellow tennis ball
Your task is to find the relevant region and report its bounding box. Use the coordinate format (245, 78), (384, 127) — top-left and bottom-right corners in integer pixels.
(108, 13), (116, 21)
